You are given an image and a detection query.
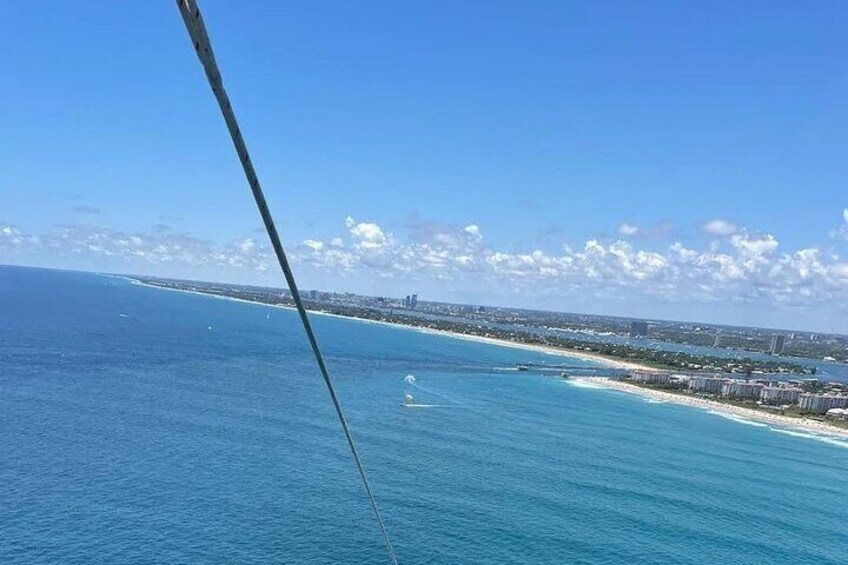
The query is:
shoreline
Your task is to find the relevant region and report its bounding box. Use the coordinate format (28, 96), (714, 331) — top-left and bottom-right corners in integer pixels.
(123, 276), (650, 372)
(123, 276), (848, 441)
(573, 376), (848, 441)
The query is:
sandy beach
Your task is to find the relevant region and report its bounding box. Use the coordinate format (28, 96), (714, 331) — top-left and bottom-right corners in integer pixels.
(572, 376), (848, 440)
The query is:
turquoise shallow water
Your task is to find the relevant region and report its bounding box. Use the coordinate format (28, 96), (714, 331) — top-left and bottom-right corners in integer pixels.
(1, 265), (847, 564)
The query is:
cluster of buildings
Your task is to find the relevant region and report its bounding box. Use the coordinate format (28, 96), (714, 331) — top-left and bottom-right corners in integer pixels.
(710, 332), (786, 354)
(624, 322), (826, 359)
(629, 370), (848, 416)
(301, 289), (424, 312)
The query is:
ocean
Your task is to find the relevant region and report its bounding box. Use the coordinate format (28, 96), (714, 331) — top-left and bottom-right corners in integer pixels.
(1, 265), (847, 564)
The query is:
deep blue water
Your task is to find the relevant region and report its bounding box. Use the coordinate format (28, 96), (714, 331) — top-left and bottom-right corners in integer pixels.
(2, 265), (847, 564)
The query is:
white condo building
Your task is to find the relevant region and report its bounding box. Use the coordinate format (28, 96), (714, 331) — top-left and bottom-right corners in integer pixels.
(798, 394), (848, 414)
(689, 376), (725, 394)
(760, 386), (801, 405)
(630, 370), (671, 385)
(721, 381), (764, 399)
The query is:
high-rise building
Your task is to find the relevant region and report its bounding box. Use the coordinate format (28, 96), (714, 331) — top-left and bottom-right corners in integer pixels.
(402, 294), (418, 309)
(769, 334), (786, 355)
(630, 321), (648, 337)
(713, 333), (722, 347)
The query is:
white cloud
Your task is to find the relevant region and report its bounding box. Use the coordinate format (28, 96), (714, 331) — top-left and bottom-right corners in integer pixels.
(303, 239), (324, 251)
(618, 223), (639, 236)
(293, 217), (848, 310)
(345, 216), (388, 251)
(237, 238), (256, 253)
(4, 217), (848, 317)
(831, 208), (848, 241)
(729, 231), (779, 256)
(615, 220), (672, 239)
(463, 224), (482, 243)
(703, 219), (738, 236)
(0, 223), (273, 273)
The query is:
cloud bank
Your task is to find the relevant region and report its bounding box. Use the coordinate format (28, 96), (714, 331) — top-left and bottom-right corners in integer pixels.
(3, 215), (848, 327)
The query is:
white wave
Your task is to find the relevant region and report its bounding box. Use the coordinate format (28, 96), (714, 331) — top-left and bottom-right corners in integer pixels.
(565, 379), (606, 390)
(707, 411), (768, 428)
(645, 399), (668, 404)
(771, 428), (819, 440)
(769, 428), (848, 449)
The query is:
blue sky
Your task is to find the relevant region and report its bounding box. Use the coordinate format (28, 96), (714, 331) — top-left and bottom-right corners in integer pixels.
(2, 1), (847, 332)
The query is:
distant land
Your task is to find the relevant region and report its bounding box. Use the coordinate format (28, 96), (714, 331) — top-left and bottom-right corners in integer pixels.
(127, 274), (848, 377)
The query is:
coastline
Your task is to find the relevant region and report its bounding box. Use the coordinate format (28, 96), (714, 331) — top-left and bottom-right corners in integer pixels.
(123, 276), (848, 441)
(123, 276), (649, 371)
(573, 376), (848, 441)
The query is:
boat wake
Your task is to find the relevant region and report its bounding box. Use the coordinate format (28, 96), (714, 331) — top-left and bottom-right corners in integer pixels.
(402, 404), (460, 409)
(402, 374), (470, 410)
(406, 377), (458, 404)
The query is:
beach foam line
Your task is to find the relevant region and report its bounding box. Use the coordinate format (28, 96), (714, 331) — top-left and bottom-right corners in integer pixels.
(707, 410), (768, 428)
(570, 376), (848, 445)
(769, 428), (848, 449)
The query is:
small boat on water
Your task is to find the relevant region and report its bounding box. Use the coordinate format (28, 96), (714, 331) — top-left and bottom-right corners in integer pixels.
(403, 393), (414, 406)
(560, 372), (570, 379)
(517, 365), (529, 371)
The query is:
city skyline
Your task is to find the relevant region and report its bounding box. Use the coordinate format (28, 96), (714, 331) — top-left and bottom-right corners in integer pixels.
(2, 2), (847, 332)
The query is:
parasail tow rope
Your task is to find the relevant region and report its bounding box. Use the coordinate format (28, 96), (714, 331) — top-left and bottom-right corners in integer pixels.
(174, 2), (399, 563)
